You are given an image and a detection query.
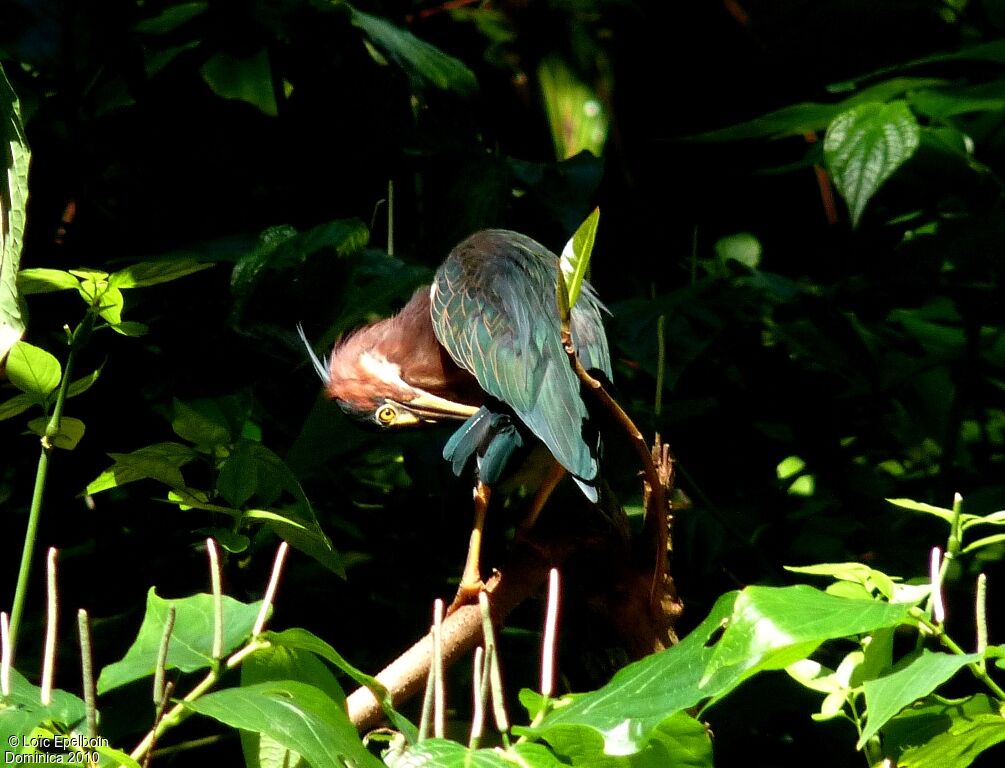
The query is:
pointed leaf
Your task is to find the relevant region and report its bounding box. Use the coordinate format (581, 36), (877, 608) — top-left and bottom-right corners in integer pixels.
(6, 340), (61, 400)
(97, 587), (263, 693)
(823, 101), (920, 227)
(265, 627), (417, 742)
(108, 258), (212, 288)
(84, 442), (198, 495)
(0, 392), (33, 420)
(0, 669), (86, 751)
(201, 50), (277, 116)
(859, 650), (982, 748)
(560, 207), (599, 311)
(184, 680), (383, 768)
(66, 365), (102, 397)
(899, 714), (1005, 768)
(27, 416), (85, 450)
(349, 7), (477, 95)
(17, 268), (80, 294)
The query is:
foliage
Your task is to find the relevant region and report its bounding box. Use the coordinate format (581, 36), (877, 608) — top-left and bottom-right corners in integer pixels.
(2, 2), (1005, 767)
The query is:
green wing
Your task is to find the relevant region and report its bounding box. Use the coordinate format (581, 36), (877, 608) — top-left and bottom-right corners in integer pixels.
(430, 230), (610, 482)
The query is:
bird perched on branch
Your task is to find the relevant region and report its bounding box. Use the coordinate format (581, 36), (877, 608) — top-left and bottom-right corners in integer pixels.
(302, 229), (612, 598)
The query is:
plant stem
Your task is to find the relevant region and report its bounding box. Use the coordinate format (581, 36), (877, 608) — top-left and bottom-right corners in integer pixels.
(911, 607), (1005, 702)
(9, 314), (93, 657)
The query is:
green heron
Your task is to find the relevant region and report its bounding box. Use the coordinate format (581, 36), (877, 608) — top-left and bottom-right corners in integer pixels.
(303, 229), (612, 596)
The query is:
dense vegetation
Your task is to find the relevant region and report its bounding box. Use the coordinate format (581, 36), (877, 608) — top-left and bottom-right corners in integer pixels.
(2, 1), (1005, 766)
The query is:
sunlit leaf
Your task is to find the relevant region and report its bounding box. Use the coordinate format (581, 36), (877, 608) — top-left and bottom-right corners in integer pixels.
(27, 416), (85, 450)
(97, 588), (263, 693)
(539, 55), (608, 160)
(17, 268), (80, 294)
(0, 392), (33, 420)
(559, 207), (599, 313)
(108, 259), (212, 288)
(6, 341), (61, 400)
(859, 650), (982, 748)
(85, 442), (198, 495)
(184, 681), (383, 768)
(823, 101), (920, 227)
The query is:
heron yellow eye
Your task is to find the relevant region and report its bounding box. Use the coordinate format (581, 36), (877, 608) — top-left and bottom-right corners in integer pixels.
(376, 405), (396, 425)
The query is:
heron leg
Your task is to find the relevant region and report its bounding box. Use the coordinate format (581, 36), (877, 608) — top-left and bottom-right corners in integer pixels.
(449, 481), (491, 614)
(519, 460), (566, 533)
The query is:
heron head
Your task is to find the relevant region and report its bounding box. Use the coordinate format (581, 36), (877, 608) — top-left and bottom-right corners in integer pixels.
(298, 317), (478, 429)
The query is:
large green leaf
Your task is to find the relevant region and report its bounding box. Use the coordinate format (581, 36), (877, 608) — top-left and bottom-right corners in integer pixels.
(85, 442), (198, 495)
(823, 101), (920, 227)
(348, 6), (477, 94)
(538, 56), (608, 161)
(264, 627), (416, 742)
(27, 416), (85, 450)
(387, 739), (517, 767)
(0, 64), (29, 363)
(172, 399), (232, 452)
(859, 650), (983, 747)
(530, 586), (911, 756)
(97, 588), (263, 693)
(882, 695), (1000, 761)
(239, 643), (346, 768)
(6, 341), (61, 401)
(184, 680), (383, 768)
(201, 50), (278, 117)
(0, 669), (86, 753)
(899, 714), (1005, 768)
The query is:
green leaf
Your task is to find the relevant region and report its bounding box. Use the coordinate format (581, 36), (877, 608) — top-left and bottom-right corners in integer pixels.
(265, 627), (417, 742)
(6, 341), (61, 401)
(66, 365), (102, 398)
(110, 320), (148, 337)
(385, 739), (511, 767)
(17, 268), (80, 294)
(1, 64), (30, 363)
(538, 55), (609, 160)
(784, 562), (900, 601)
(27, 416), (85, 450)
(823, 101), (920, 227)
(882, 694), (999, 761)
(560, 206), (599, 312)
(899, 714), (1005, 768)
(97, 588), (263, 694)
(887, 498), (955, 523)
(703, 586), (912, 688)
(201, 50), (278, 117)
(239, 643), (346, 768)
(135, 1), (207, 34)
(184, 680), (383, 768)
(193, 527), (250, 553)
(859, 650), (983, 748)
(108, 258), (212, 288)
(84, 442), (198, 495)
(217, 440), (258, 507)
(246, 507), (344, 577)
(169, 487), (241, 515)
(526, 592), (737, 755)
(714, 232), (762, 270)
(172, 399), (233, 451)
(348, 7), (477, 95)
(0, 669), (86, 754)
(0, 392), (33, 420)
(963, 533), (1005, 554)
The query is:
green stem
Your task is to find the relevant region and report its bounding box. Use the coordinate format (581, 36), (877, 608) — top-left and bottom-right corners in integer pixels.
(911, 608), (1005, 702)
(8, 314), (93, 658)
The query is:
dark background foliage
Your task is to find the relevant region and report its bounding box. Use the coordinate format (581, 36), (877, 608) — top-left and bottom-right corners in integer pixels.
(3, 1), (1005, 765)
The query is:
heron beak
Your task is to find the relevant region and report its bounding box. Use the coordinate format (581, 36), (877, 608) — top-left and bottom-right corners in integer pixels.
(406, 392), (479, 422)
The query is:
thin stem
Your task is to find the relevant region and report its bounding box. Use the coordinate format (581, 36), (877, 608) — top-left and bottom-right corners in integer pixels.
(387, 179), (395, 256)
(911, 607), (1005, 702)
(417, 632), (436, 742)
(478, 592), (509, 742)
(469, 646), (486, 749)
(9, 313), (93, 656)
(40, 548), (58, 706)
(77, 609), (97, 738)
